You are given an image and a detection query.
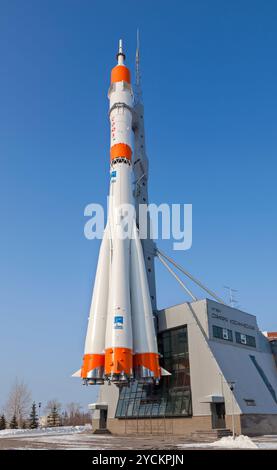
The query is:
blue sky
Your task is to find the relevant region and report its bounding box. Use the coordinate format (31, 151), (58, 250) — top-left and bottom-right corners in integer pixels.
(1, 0), (276, 410)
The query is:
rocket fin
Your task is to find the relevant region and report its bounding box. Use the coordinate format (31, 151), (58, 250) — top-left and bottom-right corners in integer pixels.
(72, 369), (81, 378)
(160, 367), (171, 376)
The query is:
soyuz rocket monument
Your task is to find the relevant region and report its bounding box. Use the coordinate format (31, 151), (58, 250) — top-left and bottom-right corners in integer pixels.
(77, 39), (164, 386)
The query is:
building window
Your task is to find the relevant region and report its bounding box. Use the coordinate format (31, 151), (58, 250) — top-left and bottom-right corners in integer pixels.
(269, 340), (277, 368)
(244, 399), (256, 406)
(235, 332), (256, 348)
(115, 326), (192, 418)
(240, 334), (247, 344)
(212, 325), (233, 342)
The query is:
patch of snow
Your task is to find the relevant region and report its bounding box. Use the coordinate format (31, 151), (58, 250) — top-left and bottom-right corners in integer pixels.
(177, 434), (258, 450)
(211, 435), (258, 449)
(0, 425), (91, 439)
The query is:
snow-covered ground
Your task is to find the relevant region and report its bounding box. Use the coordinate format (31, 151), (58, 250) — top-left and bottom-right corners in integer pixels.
(0, 425), (91, 439)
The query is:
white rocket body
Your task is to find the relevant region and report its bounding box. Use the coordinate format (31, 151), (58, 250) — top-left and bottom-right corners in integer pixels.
(80, 41), (160, 385)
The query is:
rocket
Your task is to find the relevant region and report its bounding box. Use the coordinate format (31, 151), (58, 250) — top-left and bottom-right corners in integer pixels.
(78, 40), (161, 385)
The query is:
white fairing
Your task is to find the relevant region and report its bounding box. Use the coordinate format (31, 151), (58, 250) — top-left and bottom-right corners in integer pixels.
(109, 81), (133, 108)
(109, 83), (133, 151)
(130, 224), (158, 354)
(84, 229), (110, 355)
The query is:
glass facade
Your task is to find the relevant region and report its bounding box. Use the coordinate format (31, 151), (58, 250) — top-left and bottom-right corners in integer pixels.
(115, 326), (192, 418)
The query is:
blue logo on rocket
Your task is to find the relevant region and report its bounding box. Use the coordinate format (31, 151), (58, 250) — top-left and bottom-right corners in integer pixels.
(114, 315), (123, 329)
(110, 170), (117, 182)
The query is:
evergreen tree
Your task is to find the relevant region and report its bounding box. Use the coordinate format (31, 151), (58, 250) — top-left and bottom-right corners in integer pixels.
(10, 414), (18, 429)
(0, 414), (6, 430)
(47, 405), (61, 427)
(29, 402), (39, 429)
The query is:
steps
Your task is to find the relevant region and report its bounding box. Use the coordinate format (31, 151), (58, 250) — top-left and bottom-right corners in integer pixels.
(93, 428), (112, 435)
(191, 429), (233, 441)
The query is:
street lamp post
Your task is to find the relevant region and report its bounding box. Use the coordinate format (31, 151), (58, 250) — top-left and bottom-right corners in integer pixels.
(228, 382), (236, 439)
(38, 402), (42, 428)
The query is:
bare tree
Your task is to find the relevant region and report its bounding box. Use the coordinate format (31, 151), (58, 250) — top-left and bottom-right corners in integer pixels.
(64, 402), (91, 425)
(44, 399), (62, 415)
(5, 379), (32, 427)
(65, 402), (82, 425)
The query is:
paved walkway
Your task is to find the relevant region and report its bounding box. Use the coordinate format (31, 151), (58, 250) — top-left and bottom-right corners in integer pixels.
(0, 433), (201, 450)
